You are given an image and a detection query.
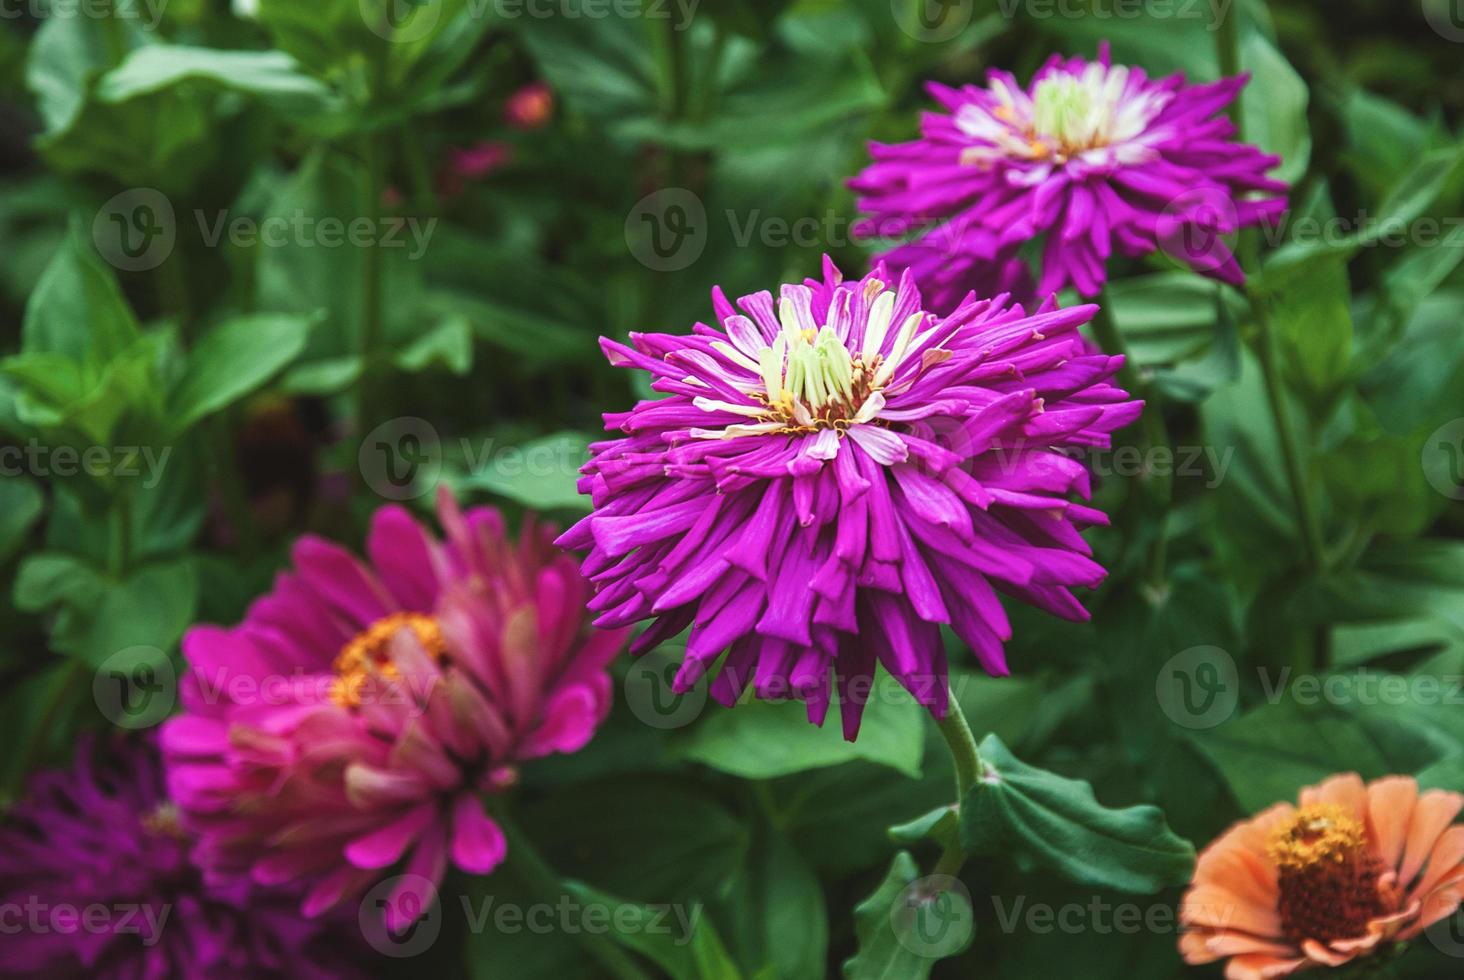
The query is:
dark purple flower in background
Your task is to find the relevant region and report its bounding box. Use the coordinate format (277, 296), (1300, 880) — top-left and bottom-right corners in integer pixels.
(0, 734), (352, 979)
(558, 257), (1141, 738)
(851, 45), (1288, 303)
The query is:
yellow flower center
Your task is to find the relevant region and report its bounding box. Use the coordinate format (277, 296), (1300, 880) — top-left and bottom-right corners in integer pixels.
(329, 612), (445, 708)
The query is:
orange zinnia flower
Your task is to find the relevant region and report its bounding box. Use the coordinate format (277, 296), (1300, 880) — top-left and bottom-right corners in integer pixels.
(1180, 773), (1464, 978)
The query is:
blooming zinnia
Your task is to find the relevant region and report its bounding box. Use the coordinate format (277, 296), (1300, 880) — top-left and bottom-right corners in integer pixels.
(0, 734), (351, 978)
(557, 257), (1140, 738)
(163, 489), (626, 926)
(850, 45), (1288, 305)
(1181, 773), (1464, 977)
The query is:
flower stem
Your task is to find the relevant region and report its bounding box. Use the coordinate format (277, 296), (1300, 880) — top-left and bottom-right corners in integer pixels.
(935, 695), (981, 801)
(356, 131), (385, 440)
(493, 804), (654, 980)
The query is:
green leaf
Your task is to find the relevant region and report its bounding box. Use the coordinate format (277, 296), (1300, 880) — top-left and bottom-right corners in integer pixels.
(96, 46), (338, 116)
(672, 673), (924, 779)
(0, 478), (44, 564)
(456, 431), (592, 513)
(522, 777), (750, 905)
(167, 313), (316, 431)
(842, 852), (967, 980)
(393, 315), (473, 375)
(1241, 31), (1310, 186)
(1256, 248), (1353, 403)
(23, 226), (139, 363)
(15, 553), (197, 666)
(720, 829), (825, 980)
(1192, 700), (1444, 813)
(564, 882), (743, 980)
(959, 734), (1195, 894)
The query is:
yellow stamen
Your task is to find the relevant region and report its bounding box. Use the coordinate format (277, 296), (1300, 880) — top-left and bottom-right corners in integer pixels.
(329, 612), (445, 708)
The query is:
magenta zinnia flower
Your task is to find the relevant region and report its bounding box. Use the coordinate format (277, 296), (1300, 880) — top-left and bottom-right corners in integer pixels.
(163, 490), (626, 927)
(851, 45), (1288, 303)
(558, 257), (1140, 738)
(0, 734), (353, 978)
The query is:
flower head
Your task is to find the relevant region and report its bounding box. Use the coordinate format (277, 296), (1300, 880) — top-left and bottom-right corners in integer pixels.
(0, 734), (354, 978)
(851, 45), (1288, 303)
(505, 82), (554, 130)
(1181, 773), (1464, 977)
(162, 490), (626, 927)
(557, 257), (1139, 738)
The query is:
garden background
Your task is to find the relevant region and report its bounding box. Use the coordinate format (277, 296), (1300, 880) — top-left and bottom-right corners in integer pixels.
(1, 0), (1463, 976)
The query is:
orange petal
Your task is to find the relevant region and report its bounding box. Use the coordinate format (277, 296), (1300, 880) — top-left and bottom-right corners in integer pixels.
(1300, 772), (1367, 820)
(1400, 789), (1464, 887)
(1365, 775), (1418, 871)
(1397, 885), (1463, 940)
(1225, 953), (1311, 979)
(1182, 884), (1285, 936)
(1186, 929), (1300, 960)
(1409, 825), (1464, 902)
(1300, 939), (1356, 967)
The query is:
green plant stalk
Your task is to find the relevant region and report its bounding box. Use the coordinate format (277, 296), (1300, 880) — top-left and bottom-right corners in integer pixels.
(1215, 14), (1329, 665)
(1089, 293), (1173, 591)
(356, 132), (386, 438)
(931, 693), (982, 878)
(492, 804), (654, 980)
(935, 694), (981, 801)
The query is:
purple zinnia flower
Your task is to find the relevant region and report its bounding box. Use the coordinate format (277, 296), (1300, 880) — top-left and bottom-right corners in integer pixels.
(851, 45), (1288, 303)
(557, 258), (1141, 738)
(0, 734), (352, 978)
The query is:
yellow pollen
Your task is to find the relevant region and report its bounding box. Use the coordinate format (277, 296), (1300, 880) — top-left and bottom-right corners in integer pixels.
(329, 612), (446, 708)
(141, 801), (187, 839)
(1268, 804), (1368, 872)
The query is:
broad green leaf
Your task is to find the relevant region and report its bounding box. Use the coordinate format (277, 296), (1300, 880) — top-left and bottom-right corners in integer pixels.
(1255, 248), (1353, 402)
(1241, 31), (1310, 185)
(167, 313), (316, 431)
(672, 673), (924, 779)
(23, 227), (139, 363)
(457, 432), (592, 513)
(842, 851), (967, 980)
(96, 46), (337, 116)
(522, 778), (750, 905)
(959, 734), (1195, 894)
(15, 553), (197, 666)
(1192, 700), (1444, 813)
(720, 829), (825, 980)
(565, 882), (742, 980)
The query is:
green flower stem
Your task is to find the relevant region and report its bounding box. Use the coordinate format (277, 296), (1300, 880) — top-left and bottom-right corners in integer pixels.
(492, 803), (654, 980)
(935, 694), (981, 801)
(1216, 15), (1329, 666)
(356, 131), (386, 440)
(1089, 292), (1173, 592)
(931, 693), (982, 879)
